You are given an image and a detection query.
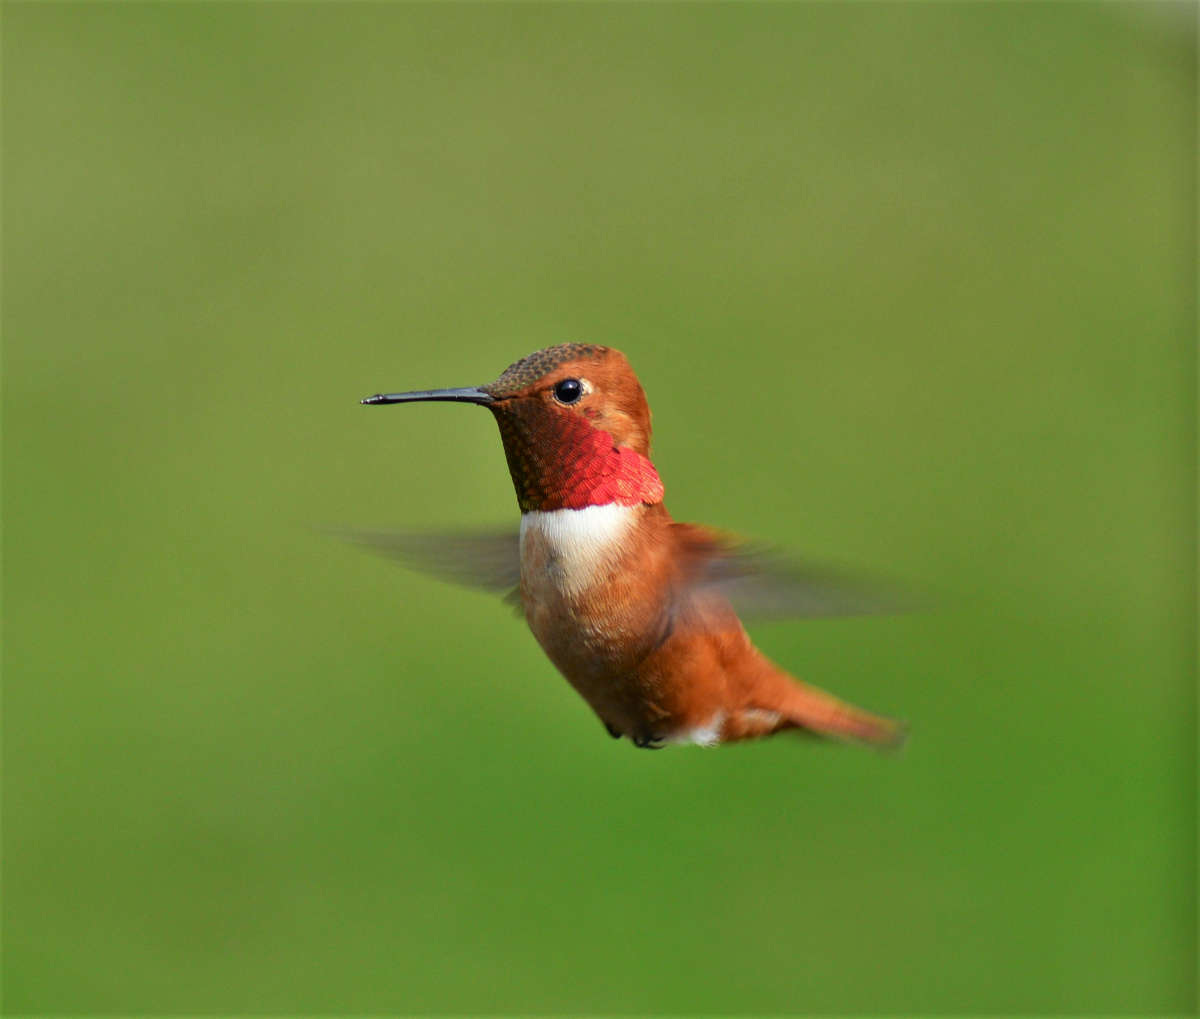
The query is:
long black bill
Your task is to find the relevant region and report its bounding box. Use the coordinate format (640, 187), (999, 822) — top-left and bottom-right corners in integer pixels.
(361, 386), (494, 407)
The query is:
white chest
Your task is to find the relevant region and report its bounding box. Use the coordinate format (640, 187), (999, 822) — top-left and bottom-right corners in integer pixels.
(519, 504), (636, 601)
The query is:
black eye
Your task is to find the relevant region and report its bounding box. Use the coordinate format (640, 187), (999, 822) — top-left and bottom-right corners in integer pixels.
(554, 378), (583, 404)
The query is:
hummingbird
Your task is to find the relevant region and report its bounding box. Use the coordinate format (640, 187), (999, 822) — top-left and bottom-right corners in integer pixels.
(357, 343), (906, 750)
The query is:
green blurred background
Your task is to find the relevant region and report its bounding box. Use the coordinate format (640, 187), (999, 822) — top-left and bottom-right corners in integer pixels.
(4, 2), (1195, 1013)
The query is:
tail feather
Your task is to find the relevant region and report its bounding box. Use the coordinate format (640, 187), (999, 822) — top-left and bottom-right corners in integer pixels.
(771, 673), (907, 750)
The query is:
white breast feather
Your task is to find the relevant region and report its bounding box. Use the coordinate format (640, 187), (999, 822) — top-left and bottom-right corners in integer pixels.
(520, 504), (636, 598)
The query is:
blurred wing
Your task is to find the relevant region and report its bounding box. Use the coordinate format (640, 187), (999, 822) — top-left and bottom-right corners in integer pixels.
(331, 523), (912, 621)
(330, 527), (521, 596)
(672, 523), (913, 621)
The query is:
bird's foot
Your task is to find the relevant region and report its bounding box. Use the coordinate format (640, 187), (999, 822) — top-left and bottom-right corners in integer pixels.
(632, 731), (666, 750)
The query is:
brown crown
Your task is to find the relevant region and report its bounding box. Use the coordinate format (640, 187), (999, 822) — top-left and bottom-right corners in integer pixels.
(482, 343), (608, 398)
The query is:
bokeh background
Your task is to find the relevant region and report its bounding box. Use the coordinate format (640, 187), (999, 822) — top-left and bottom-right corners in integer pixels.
(4, 2), (1195, 1014)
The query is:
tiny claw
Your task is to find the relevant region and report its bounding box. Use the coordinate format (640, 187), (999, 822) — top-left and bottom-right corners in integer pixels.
(633, 732), (666, 750)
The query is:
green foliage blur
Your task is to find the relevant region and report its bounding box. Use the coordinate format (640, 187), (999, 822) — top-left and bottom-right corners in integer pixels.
(4, 3), (1194, 1013)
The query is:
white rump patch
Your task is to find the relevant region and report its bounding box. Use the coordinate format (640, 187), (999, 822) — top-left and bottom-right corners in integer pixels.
(669, 710), (726, 748)
(741, 708), (782, 729)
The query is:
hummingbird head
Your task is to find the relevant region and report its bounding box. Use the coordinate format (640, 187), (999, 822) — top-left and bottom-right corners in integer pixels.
(363, 343), (664, 512)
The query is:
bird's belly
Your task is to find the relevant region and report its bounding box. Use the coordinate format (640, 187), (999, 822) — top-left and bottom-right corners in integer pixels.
(518, 505), (741, 744)
(518, 505), (667, 713)
(519, 505), (644, 664)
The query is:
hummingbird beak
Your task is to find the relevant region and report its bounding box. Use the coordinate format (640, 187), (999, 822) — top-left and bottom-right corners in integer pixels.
(361, 386), (495, 407)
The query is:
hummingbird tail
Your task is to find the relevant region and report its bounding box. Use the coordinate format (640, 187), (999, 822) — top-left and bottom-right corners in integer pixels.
(774, 677), (908, 750)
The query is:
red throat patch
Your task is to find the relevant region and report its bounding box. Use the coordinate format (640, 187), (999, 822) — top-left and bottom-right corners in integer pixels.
(491, 409), (665, 512)
(556, 427), (665, 511)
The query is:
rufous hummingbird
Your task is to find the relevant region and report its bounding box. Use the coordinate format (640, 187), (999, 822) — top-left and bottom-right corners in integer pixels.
(358, 343), (906, 750)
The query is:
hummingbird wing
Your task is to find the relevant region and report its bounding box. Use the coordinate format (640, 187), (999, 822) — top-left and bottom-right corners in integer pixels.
(331, 524), (911, 621)
(330, 528), (522, 598)
(671, 523), (912, 621)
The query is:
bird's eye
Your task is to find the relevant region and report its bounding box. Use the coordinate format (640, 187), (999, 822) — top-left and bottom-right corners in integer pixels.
(554, 378), (584, 405)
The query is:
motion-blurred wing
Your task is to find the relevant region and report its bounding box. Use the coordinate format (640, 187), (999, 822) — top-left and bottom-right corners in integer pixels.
(332, 528), (521, 596)
(333, 523), (912, 622)
(672, 523), (911, 621)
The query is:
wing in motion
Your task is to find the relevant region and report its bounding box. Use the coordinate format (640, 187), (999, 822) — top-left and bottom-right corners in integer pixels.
(332, 525), (910, 621)
(669, 523), (913, 620)
(331, 528), (522, 594)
